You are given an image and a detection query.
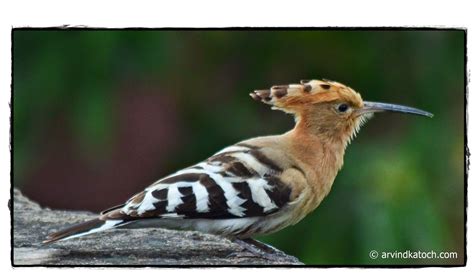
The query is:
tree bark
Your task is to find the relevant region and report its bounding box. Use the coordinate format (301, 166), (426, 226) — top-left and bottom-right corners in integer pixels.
(12, 189), (302, 266)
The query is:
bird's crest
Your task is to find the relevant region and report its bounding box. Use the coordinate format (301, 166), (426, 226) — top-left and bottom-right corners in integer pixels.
(250, 79), (363, 114)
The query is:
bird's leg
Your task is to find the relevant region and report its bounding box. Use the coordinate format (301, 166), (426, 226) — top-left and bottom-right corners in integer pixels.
(242, 238), (282, 253)
(229, 238), (285, 261)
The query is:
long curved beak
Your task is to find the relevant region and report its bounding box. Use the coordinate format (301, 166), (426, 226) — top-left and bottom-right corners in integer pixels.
(359, 101), (433, 118)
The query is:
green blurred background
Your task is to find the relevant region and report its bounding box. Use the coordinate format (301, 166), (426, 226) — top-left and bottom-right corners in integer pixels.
(12, 29), (465, 265)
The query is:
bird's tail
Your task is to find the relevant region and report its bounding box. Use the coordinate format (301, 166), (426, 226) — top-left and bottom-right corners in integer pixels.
(43, 217), (129, 244)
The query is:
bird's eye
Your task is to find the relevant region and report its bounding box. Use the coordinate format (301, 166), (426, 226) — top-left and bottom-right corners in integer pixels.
(337, 103), (349, 113)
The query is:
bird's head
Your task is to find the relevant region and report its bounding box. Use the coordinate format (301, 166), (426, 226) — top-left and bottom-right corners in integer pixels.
(250, 79), (433, 143)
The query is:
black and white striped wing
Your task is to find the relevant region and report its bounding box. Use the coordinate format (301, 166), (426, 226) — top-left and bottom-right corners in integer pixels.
(119, 144), (292, 219)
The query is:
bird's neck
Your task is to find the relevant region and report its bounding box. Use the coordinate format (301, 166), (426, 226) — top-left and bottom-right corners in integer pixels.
(282, 115), (348, 215)
(294, 113), (351, 147)
(290, 115), (349, 172)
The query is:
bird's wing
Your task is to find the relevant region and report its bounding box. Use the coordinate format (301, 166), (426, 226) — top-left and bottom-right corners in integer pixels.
(112, 143), (293, 220)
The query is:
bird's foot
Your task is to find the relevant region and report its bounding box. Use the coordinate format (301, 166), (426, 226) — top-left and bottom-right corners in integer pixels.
(230, 238), (284, 261)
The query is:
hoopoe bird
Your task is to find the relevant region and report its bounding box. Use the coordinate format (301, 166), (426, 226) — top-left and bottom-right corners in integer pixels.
(44, 79), (432, 258)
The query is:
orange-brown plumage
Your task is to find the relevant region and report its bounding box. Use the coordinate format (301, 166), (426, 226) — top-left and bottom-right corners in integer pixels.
(249, 79), (432, 222)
